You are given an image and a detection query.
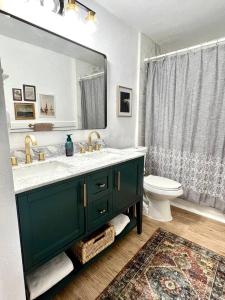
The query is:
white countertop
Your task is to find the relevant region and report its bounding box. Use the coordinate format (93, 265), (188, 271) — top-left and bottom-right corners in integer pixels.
(13, 148), (145, 194)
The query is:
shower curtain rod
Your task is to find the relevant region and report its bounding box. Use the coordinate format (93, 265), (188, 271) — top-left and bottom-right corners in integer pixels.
(79, 72), (104, 81)
(144, 36), (225, 62)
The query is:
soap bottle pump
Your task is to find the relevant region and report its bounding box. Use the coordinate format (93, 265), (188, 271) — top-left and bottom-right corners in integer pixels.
(65, 134), (74, 157)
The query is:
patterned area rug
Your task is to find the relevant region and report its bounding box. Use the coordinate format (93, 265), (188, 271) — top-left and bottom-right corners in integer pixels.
(97, 228), (225, 300)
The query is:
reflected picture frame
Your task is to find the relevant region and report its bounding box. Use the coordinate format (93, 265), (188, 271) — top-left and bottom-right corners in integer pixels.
(117, 86), (132, 117)
(23, 84), (36, 102)
(12, 88), (22, 101)
(14, 103), (35, 120)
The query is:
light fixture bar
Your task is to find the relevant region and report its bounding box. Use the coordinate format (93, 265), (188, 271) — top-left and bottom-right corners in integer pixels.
(58, 0), (96, 16)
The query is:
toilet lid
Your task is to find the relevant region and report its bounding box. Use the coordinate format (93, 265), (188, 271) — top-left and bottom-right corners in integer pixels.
(144, 175), (182, 191)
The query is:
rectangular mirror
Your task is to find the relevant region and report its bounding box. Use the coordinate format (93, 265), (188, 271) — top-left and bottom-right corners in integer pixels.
(0, 11), (107, 132)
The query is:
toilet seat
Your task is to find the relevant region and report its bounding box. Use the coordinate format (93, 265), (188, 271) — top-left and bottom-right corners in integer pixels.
(144, 175), (182, 192)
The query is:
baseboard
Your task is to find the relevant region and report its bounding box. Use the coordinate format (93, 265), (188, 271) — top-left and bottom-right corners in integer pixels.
(171, 198), (225, 224)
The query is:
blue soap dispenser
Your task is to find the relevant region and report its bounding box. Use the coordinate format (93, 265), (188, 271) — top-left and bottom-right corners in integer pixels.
(65, 134), (74, 157)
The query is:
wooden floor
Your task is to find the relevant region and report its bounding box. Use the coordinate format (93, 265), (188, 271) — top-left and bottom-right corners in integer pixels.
(55, 206), (225, 300)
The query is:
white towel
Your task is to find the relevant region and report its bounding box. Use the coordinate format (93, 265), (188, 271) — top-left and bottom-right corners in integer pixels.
(109, 214), (130, 236)
(26, 252), (74, 300)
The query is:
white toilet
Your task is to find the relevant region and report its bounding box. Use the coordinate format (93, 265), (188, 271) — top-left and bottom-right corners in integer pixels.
(144, 175), (183, 222)
(132, 147), (183, 222)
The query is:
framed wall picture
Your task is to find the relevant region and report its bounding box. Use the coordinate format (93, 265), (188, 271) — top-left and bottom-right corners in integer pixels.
(12, 88), (22, 101)
(23, 84), (36, 102)
(14, 103), (35, 120)
(39, 94), (56, 118)
(117, 86), (132, 117)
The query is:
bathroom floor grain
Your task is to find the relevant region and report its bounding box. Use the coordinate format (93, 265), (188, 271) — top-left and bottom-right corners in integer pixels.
(54, 206), (225, 300)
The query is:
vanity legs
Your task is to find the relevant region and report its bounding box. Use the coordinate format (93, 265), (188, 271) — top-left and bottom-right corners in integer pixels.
(136, 200), (143, 234)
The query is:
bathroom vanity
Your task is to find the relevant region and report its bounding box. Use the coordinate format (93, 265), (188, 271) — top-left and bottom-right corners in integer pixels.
(14, 149), (144, 299)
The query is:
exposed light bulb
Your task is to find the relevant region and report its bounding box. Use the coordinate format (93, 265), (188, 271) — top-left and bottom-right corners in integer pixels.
(65, 0), (80, 21)
(85, 11), (97, 33)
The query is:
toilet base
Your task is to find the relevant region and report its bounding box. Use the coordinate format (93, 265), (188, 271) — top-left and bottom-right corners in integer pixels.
(145, 197), (173, 222)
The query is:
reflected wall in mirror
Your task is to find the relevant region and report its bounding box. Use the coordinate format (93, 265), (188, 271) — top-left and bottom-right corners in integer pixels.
(0, 11), (107, 132)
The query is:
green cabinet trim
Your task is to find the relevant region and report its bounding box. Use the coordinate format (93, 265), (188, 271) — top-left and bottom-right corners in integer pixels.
(16, 157), (144, 274)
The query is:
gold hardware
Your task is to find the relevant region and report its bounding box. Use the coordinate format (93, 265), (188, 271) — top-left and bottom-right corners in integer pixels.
(117, 171), (121, 191)
(83, 182), (87, 207)
(38, 152), (45, 161)
(11, 157), (18, 166)
(88, 145), (93, 152)
(98, 183), (106, 188)
(94, 144), (101, 151)
(25, 135), (37, 164)
(79, 146), (86, 154)
(86, 10), (96, 22)
(66, 0), (79, 11)
(87, 131), (101, 152)
(98, 209), (106, 215)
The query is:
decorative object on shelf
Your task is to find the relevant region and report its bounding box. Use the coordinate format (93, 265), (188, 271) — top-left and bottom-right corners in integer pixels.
(12, 88), (22, 101)
(73, 224), (115, 264)
(39, 94), (55, 117)
(23, 84), (36, 102)
(117, 86), (132, 117)
(28, 123), (54, 131)
(97, 228), (225, 300)
(14, 103), (35, 120)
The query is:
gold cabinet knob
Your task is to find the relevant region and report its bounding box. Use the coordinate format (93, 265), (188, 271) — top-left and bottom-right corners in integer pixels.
(11, 156), (18, 166)
(38, 152), (45, 161)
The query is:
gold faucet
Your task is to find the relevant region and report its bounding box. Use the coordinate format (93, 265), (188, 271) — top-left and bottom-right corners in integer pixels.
(88, 131), (101, 152)
(25, 135), (37, 164)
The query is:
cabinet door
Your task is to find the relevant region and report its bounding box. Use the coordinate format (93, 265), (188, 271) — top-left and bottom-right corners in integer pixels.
(113, 158), (143, 213)
(17, 178), (85, 272)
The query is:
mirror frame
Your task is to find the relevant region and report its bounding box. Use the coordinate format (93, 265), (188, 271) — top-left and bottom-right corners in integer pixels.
(0, 9), (107, 131)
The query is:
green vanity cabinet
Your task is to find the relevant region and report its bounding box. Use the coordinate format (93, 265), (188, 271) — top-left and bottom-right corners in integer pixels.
(16, 157), (144, 276)
(113, 159), (140, 213)
(17, 177), (85, 272)
(87, 168), (113, 232)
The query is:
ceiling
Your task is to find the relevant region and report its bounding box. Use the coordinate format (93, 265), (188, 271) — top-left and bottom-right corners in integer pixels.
(94, 0), (225, 52)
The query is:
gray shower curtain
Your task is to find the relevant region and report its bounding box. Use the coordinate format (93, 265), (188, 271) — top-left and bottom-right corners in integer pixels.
(144, 44), (225, 212)
(79, 74), (105, 129)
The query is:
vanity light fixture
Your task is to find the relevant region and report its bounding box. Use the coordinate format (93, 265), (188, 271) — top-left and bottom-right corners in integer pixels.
(66, 0), (79, 12)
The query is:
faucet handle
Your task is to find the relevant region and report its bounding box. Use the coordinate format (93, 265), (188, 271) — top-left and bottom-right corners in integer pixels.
(38, 152), (45, 161)
(94, 144), (101, 151)
(11, 156), (18, 166)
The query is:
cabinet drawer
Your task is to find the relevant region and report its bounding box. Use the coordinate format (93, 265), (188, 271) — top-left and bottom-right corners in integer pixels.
(87, 193), (113, 231)
(87, 169), (112, 199)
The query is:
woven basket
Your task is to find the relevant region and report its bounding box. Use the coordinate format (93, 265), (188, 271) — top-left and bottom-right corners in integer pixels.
(73, 225), (115, 264)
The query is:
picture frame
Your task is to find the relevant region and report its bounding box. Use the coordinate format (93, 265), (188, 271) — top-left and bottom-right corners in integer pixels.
(14, 103), (35, 120)
(23, 84), (36, 102)
(117, 86), (132, 117)
(39, 94), (56, 118)
(12, 88), (22, 101)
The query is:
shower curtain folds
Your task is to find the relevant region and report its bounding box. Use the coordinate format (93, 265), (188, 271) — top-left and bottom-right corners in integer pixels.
(144, 44), (225, 212)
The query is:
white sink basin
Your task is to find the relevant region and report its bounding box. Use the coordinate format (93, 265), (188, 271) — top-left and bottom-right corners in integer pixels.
(13, 161), (71, 179)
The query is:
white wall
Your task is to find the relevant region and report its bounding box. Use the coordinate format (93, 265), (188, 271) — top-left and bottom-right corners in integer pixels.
(0, 64), (26, 299)
(0, 1), (139, 299)
(1, 0), (139, 149)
